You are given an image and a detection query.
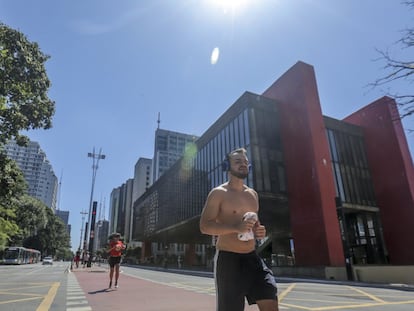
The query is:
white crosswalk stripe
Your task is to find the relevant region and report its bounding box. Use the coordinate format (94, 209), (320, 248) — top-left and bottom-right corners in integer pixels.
(66, 271), (92, 311)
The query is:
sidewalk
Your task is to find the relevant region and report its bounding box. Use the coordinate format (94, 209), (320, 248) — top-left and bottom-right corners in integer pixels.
(71, 265), (218, 311)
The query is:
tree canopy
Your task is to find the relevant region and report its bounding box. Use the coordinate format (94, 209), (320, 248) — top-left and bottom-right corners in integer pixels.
(0, 22), (64, 255)
(0, 152), (26, 248)
(0, 22), (55, 145)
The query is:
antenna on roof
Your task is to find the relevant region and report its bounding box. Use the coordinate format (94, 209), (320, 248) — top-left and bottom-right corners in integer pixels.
(157, 112), (161, 129)
(57, 170), (63, 210)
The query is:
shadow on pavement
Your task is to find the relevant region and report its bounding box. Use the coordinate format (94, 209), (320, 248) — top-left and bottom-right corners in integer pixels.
(88, 288), (111, 294)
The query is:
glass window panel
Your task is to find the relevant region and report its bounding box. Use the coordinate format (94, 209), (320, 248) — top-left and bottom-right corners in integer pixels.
(207, 143), (211, 172)
(238, 113), (245, 147)
(229, 121), (235, 151)
(225, 125), (230, 155)
(234, 117), (240, 148)
(262, 149), (271, 191)
(328, 130), (338, 162)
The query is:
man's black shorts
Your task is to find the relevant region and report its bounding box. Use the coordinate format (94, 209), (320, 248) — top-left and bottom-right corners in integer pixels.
(108, 256), (121, 268)
(214, 250), (277, 311)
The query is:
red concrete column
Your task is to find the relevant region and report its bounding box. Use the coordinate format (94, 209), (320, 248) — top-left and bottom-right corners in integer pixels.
(345, 97), (414, 264)
(262, 61), (345, 266)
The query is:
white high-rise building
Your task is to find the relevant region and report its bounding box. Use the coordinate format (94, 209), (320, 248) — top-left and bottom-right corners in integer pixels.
(3, 140), (58, 210)
(152, 128), (198, 182)
(132, 157), (152, 204)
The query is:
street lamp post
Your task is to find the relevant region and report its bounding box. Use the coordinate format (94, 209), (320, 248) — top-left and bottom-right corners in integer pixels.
(85, 147), (105, 266)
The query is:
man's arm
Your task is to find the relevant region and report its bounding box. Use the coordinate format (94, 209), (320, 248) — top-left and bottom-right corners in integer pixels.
(199, 188), (251, 236)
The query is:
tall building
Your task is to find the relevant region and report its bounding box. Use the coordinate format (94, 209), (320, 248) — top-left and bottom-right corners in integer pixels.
(109, 179), (133, 242)
(132, 158), (152, 204)
(152, 128), (198, 182)
(132, 61), (414, 279)
(96, 219), (109, 250)
(3, 140), (58, 210)
(55, 210), (71, 236)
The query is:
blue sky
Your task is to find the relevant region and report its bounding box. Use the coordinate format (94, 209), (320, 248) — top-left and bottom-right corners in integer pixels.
(1, 0), (413, 251)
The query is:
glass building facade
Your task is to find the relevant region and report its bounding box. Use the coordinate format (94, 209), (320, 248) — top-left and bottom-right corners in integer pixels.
(132, 92), (388, 267)
(324, 117), (387, 264)
(133, 93), (289, 250)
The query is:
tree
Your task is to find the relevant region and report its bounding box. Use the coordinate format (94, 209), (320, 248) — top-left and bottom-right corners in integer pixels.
(0, 22), (55, 248)
(22, 207), (71, 256)
(0, 22), (55, 145)
(14, 195), (48, 242)
(0, 152), (26, 248)
(372, 1), (414, 119)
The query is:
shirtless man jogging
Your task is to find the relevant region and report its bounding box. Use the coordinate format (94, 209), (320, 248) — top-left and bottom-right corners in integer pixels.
(200, 148), (279, 311)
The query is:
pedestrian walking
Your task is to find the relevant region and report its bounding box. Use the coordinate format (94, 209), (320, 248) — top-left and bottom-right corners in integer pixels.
(74, 251), (80, 268)
(107, 233), (126, 289)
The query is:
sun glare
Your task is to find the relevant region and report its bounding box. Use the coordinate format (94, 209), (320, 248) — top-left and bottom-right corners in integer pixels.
(212, 0), (250, 14)
(211, 47), (220, 65)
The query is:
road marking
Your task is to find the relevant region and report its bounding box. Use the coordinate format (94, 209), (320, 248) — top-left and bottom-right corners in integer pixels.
(347, 286), (386, 303)
(310, 300), (414, 310)
(279, 283), (296, 302)
(36, 282), (60, 311)
(66, 270), (92, 311)
(0, 297), (43, 304)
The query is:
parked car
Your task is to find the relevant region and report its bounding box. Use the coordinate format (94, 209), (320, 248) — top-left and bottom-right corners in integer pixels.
(42, 256), (53, 265)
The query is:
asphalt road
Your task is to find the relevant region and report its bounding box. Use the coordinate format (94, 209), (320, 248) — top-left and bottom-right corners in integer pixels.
(1, 263), (413, 310)
(0, 261), (69, 311)
(121, 266), (414, 311)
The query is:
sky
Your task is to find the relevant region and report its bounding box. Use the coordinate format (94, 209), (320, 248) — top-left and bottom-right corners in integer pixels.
(1, 0), (413, 252)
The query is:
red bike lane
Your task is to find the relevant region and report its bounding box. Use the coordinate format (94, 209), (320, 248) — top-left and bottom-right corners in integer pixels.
(72, 267), (217, 311)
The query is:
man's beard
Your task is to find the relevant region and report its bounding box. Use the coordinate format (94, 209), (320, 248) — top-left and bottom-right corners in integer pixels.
(230, 168), (248, 179)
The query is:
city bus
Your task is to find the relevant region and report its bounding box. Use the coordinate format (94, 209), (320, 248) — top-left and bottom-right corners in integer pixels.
(1, 247), (41, 264)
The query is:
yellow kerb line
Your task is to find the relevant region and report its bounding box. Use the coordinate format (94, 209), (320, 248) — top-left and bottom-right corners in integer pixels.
(278, 283), (296, 302)
(346, 286), (386, 303)
(36, 282), (60, 311)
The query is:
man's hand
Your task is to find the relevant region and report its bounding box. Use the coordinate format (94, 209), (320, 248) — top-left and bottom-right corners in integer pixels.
(253, 221), (266, 239)
(237, 217), (256, 233)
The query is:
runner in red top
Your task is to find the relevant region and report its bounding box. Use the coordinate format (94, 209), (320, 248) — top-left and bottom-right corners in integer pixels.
(107, 233), (126, 289)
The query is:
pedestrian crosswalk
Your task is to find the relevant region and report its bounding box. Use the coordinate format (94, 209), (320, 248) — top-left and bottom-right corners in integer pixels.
(66, 270), (92, 311)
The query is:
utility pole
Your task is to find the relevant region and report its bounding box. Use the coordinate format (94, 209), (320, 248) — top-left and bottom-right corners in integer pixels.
(85, 147), (105, 260)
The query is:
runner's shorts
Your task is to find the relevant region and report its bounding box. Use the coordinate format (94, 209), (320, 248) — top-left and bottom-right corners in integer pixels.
(214, 250), (277, 311)
(108, 256), (121, 268)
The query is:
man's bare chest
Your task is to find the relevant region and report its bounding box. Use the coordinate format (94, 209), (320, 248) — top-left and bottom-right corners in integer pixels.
(219, 193), (258, 219)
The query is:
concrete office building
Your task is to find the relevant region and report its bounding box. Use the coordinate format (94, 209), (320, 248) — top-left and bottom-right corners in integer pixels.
(132, 61), (414, 280)
(3, 140), (58, 210)
(96, 219), (109, 250)
(109, 179), (134, 242)
(133, 158), (153, 204)
(152, 128), (198, 182)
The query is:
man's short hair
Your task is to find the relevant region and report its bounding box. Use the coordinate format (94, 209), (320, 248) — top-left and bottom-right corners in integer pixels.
(228, 148), (247, 158)
(222, 148), (247, 171)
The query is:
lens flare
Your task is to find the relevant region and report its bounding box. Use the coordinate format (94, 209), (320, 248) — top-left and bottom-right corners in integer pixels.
(212, 0), (250, 14)
(211, 47), (220, 65)
(181, 142), (198, 174)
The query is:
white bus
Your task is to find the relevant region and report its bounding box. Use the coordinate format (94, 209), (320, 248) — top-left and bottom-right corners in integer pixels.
(1, 247), (41, 264)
